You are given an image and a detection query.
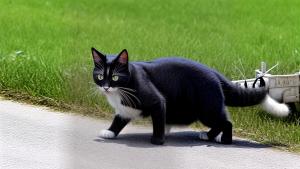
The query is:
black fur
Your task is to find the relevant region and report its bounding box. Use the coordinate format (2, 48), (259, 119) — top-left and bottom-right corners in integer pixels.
(92, 48), (267, 145)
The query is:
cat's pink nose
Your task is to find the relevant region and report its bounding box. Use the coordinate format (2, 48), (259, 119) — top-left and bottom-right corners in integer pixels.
(103, 87), (110, 91)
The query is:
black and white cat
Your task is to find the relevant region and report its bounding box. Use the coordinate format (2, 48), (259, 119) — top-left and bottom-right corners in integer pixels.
(91, 48), (290, 145)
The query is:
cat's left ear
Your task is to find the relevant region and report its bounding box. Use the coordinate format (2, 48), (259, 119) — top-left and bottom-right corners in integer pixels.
(116, 49), (129, 64)
(91, 47), (106, 63)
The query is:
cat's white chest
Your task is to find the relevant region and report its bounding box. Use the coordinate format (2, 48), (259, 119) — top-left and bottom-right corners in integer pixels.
(105, 92), (142, 120)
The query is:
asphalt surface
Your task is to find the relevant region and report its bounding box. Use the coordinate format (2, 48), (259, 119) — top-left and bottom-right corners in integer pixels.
(1, 98), (300, 169)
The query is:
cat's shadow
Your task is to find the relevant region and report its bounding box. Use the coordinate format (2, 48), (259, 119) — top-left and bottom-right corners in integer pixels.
(94, 131), (271, 149)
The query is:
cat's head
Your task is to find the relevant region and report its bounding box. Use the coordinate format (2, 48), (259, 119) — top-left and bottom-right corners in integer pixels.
(91, 48), (130, 94)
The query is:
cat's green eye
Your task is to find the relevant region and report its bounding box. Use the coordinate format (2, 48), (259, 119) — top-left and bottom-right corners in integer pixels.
(97, 74), (104, 80)
(112, 75), (119, 81)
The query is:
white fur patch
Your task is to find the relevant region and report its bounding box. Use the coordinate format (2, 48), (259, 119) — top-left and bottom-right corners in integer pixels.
(214, 132), (222, 143)
(199, 131), (223, 143)
(99, 129), (115, 139)
(99, 87), (118, 93)
(102, 88), (142, 120)
(261, 95), (290, 117)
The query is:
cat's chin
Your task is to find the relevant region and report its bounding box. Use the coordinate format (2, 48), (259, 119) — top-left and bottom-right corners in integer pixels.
(101, 90), (113, 95)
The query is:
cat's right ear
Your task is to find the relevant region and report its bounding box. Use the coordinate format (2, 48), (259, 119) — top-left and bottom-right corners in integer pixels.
(91, 47), (106, 64)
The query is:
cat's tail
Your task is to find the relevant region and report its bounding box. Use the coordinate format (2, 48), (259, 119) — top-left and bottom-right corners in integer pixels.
(220, 77), (290, 117)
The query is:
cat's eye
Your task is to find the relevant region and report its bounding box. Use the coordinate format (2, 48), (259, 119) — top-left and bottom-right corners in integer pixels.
(97, 74), (104, 80)
(112, 75), (119, 81)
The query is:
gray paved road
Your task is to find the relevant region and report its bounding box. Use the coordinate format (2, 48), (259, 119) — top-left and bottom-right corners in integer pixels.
(1, 98), (300, 169)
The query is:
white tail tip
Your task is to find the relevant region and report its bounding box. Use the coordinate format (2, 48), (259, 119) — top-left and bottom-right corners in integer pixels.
(261, 95), (290, 117)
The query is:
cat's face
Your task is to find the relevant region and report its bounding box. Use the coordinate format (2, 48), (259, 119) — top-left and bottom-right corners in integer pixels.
(92, 48), (130, 94)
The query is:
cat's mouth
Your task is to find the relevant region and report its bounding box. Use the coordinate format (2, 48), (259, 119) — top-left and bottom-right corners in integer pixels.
(99, 86), (118, 94)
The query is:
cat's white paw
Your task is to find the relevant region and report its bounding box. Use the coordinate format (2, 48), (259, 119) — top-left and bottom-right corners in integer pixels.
(214, 132), (222, 143)
(99, 129), (115, 139)
(199, 131), (209, 140)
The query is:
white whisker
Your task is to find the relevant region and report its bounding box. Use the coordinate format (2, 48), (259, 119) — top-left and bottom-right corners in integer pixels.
(120, 90), (137, 108)
(102, 87), (142, 120)
(119, 91), (131, 107)
(118, 92), (127, 106)
(119, 88), (141, 105)
(87, 86), (101, 97)
(118, 87), (136, 92)
(119, 92), (131, 107)
(125, 92), (136, 108)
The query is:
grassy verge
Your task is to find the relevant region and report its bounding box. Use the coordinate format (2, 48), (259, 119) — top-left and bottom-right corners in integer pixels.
(0, 0), (299, 152)
(0, 88), (112, 119)
(232, 108), (300, 152)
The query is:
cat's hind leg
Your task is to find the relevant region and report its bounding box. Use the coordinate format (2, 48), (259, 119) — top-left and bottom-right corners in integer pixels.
(203, 120), (232, 144)
(198, 127), (221, 141)
(220, 120), (232, 144)
(198, 120), (232, 144)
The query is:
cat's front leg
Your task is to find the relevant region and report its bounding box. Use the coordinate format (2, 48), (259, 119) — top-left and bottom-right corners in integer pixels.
(100, 115), (130, 139)
(150, 102), (166, 145)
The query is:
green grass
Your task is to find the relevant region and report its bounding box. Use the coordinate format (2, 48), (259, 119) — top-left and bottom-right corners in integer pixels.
(0, 0), (299, 152)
